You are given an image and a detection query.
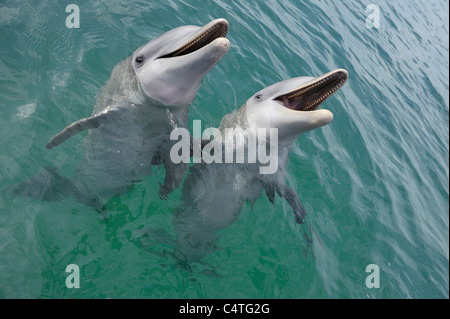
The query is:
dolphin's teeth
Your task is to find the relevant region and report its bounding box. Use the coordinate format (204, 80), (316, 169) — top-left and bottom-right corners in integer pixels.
(166, 21), (228, 58)
(287, 74), (334, 99)
(277, 71), (347, 111)
(302, 76), (347, 111)
(174, 25), (218, 56)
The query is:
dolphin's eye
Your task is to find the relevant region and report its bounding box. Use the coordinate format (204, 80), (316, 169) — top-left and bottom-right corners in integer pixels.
(135, 56), (144, 65)
(255, 94), (262, 101)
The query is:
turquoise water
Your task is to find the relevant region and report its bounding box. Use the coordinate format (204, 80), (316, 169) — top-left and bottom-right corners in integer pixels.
(0, 0), (448, 299)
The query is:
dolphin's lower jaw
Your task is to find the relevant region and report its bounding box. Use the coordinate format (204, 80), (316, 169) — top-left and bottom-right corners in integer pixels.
(158, 19), (229, 59)
(275, 69), (348, 112)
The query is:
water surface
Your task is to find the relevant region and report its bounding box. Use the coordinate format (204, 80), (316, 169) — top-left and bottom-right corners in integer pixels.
(0, 0), (448, 298)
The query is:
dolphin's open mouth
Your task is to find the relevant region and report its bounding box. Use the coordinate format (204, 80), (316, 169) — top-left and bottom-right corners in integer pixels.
(158, 19), (229, 59)
(274, 69), (348, 111)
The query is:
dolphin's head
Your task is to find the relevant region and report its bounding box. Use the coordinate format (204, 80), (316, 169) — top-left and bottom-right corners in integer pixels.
(245, 69), (348, 147)
(132, 18), (230, 106)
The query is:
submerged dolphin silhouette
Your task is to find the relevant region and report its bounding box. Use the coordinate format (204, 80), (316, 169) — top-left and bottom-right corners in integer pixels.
(173, 69), (348, 262)
(14, 19), (230, 209)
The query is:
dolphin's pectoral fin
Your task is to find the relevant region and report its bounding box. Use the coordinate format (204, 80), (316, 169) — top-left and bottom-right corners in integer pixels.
(159, 158), (188, 200)
(46, 116), (101, 149)
(189, 136), (213, 157)
(151, 152), (162, 166)
(10, 166), (71, 201)
(46, 106), (122, 149)
(276, 183), (307, 224)
(265, 185), (276, 205)
(155, 136), (194, 200)
(11, 166), (105, 212)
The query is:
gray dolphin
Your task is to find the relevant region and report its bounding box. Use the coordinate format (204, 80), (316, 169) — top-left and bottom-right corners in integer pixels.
(14, 19), (230, 209)
(173, 69), (348, 262)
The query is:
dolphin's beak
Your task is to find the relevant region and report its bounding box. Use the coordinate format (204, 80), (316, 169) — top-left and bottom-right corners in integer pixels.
(158, 18), (229, 59)
(274, 69), (348, 111)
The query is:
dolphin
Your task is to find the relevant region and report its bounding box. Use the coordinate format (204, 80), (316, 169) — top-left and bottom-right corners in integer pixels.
(172, 69), (348, 262)
(13, 19), (230, 210)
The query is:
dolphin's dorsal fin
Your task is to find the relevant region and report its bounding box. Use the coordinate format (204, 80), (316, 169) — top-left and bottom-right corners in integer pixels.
(46, 106), (121, 149)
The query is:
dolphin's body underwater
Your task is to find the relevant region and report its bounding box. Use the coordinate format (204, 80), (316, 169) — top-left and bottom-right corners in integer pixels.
(173, 69), (348, 262)
(15, 19), (230, 209)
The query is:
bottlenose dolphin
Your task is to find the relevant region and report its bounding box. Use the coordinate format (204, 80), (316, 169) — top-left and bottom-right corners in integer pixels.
(14, 19), (230, 209)
(172, 69), (348, 262)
